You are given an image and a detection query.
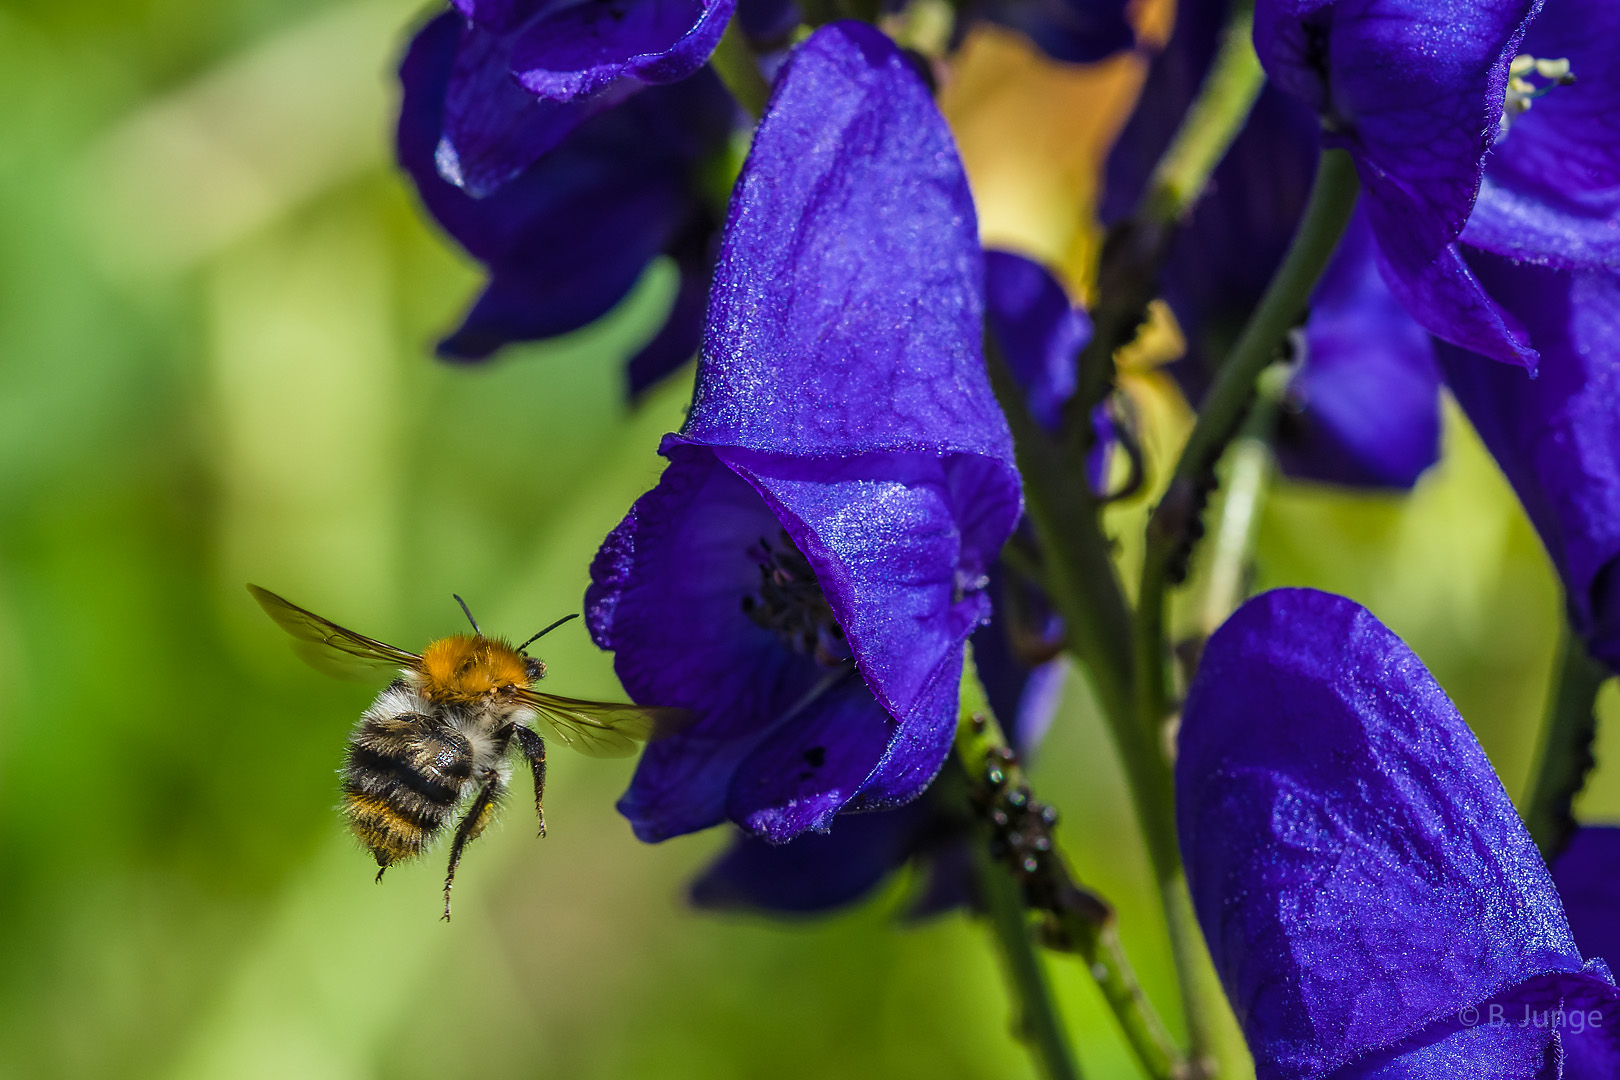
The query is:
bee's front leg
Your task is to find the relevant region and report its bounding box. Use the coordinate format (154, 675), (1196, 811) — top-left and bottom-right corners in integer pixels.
(513, 727), (548, 839)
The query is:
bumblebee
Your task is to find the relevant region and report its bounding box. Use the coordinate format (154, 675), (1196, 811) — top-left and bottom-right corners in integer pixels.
(249, 585), (678, 920)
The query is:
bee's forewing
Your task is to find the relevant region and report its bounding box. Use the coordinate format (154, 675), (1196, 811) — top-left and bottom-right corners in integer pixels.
(517, 690), (690, 758)
(248, 584), (421, 676)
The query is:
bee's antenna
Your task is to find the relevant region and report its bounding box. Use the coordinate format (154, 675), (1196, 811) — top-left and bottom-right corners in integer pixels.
(453, 594), (483, 636)
(519, 613), (579, 653)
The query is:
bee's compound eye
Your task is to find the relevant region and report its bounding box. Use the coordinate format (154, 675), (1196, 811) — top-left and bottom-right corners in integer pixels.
(525, 658), (544, 681)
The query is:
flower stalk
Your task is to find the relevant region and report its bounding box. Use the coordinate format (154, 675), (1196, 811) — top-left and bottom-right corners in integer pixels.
(1126, 147), (1357, 1075)
(1070, 0), (1264, 427)
(972, 842), (1086, 1080)
(709, 15), (772, 119)
(1524, 629), (1611, 861)
(956, 653), (1185, 1080)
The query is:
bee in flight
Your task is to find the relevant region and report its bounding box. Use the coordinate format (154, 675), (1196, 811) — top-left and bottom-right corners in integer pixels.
(248, 584), (679, 920)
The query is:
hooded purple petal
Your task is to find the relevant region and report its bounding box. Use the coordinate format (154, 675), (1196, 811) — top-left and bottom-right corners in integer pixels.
(1179, 589), (1585, 1079)
(512, 0), (737, 102)
(398, 15), (731, 369)
(1438, 259), (1620, 672)
(1253, 0), (1542, 367)
(587, 22), (1021, 844)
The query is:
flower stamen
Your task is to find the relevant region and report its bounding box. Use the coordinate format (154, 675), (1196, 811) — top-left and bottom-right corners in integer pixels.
(741, 531), (852, 667)
(1498, 54), (1576, 141)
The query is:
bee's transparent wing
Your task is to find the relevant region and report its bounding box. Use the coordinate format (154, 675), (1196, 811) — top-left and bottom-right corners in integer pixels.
(517, 689), (689, 758)
(248, 584), (421, 679)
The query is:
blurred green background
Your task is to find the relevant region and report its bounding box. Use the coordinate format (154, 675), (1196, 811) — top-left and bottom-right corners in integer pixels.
(1, 1), (1614, 1077)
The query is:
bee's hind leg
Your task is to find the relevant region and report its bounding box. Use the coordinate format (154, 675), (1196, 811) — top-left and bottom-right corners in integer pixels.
(441, 772), (502, 922)
(513, 727), (548, 839)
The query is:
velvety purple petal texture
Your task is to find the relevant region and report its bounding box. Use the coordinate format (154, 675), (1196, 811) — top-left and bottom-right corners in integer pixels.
(1439, 259), (1620, 672)
(693, 32), (1013, 469)
(512, 0), (736, 101)
(1179, 589), (1584, 1080)
(398, 14), (731, 388)
(1254, 0), (1543, 367)
(588, 22), (1021, 845)
(1279, 210), (1441, 488)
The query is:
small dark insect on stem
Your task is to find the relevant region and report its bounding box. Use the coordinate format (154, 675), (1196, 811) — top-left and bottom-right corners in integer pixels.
(518, 613), (580, 653)
(453, 594), (483, 636)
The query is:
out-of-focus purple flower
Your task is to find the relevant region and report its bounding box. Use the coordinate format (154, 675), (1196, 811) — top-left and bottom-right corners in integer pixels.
(1180, 588), (1620, 1079)
(586, 22), (1021, 844)
(398, 12), (735, 393)
(1438, 267), (1620, 673)
(434, 0), (734, 195)
(984, 250), (1087, 435)
(973, 0), (1134, 65)
(984, 248), (1121, 491)
(1104, 0), (1441, 488)
(1391, 0), (1620, 671)
(1554, 828), (1620, 973)
(1254, 0), (1620, 374)
(1277, 209), (1441, 488)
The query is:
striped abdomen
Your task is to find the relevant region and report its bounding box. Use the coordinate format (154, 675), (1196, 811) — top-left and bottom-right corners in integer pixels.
(342, 707), (473, 868)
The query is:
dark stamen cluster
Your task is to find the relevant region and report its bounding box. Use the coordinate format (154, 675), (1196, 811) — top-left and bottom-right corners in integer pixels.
(741, 531), (852, 667)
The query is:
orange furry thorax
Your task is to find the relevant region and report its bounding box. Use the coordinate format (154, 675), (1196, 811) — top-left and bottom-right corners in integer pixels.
(417, 634), (531, 704)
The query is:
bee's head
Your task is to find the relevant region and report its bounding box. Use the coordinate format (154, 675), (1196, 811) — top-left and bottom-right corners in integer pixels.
(514, 613), (577, 683)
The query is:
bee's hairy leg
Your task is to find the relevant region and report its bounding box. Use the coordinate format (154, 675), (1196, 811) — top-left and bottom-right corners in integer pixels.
(441, 771), (502, 922)
(513, 727), (548, 838)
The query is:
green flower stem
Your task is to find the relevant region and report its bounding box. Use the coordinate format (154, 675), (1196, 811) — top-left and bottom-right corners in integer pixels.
(1128, 147), (1358, 1076)
(957, 656), (1184, 1080)
(973, 844), (1085, 1080)
(1524, 628), (1611, 860)
(1135, 0), (1264, 225)
(1070, 0), (1264, 426)
(709, 16), (771, 120)
(985, 338), (1176, 888)
(1197, 372), (1283, 641)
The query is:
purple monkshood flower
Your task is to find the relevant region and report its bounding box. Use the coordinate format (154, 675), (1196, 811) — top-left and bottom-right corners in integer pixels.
(585, 23), (1022, 844)
(688, 251), (1078, 913)
(433, 0), (734, 197)
(1439, 271), (1620, 673)
(1104, 0), (1440, 489)
(1255, 0), (1620, 373)
(1181, 588), (1620, 1079)
(398, 12), (735, 394)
